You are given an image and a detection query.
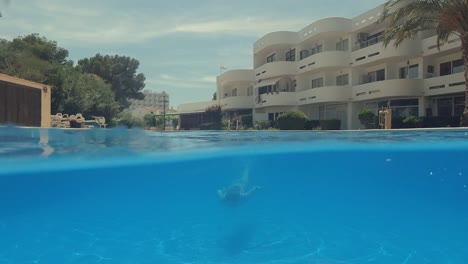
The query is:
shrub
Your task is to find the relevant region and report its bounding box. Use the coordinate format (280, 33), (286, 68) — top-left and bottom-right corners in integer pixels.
(240, 114), (253, 128)
(199, 123), (222, 130)
(205, 105), (223, 125)
(421, 116), (459, 128)
(254, 120), (270, 130)
(392, 116), (460, 129)
(403, 116), (422, 128)
(277, 111), (308, 130)
(319, 119), (341, 130)
(358, 109), (376, 129)
(270, 120), (279, 129)
(118, 112), (145, 128)
(305, 120), (320, 130)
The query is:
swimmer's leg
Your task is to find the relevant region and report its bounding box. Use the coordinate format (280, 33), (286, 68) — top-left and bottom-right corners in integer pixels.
(240, 167), (249, 187)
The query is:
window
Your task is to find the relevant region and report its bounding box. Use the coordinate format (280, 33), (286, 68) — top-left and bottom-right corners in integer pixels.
(438, 98), (453, 116)
(285, 49), (296, 61)
(336, 74), (349, 86)
(232, 88), (237, 97)
(440, 62), (451, 76)
(312, 78), (324, 88)
(268, 112), (284, 121)
(399, 64), (419, 79)
(358, 31), (384, 49)
(438, 96), (465, 117)
(364, 69), (385, 83)
(258, 85), (275, 95)
(453, 59), (464, 74)
(367, 99), (418, 118)
(367, 69), (385, 82)
(440, 59), (464, 76)
(300, 50), (309, 60)
(267, 53), (276, 63)
(336, 39), (349, 51)
(455, 96), (465, 117)
(389, 99), (419, 118)
(311, 44), (323, 55)
(367, 31), (384, 46)
(247, 86), (253, 96)
(268, 113), (274, 121)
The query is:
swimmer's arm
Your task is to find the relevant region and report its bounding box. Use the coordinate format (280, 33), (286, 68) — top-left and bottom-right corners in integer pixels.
(217, 189), (225, 199)
(243, 186), (261, 197)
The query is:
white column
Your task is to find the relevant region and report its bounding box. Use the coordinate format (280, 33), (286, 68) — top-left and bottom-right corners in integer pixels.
(418, 96), (426, 117)
(347, 102), (353, 130)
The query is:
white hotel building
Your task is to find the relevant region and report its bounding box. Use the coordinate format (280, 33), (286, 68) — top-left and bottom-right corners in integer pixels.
(178, 4), (465, 130)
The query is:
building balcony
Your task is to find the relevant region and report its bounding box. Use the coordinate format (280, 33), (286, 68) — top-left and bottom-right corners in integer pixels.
(254, 31), (299, 54)
(424, 73), (465, 96)
(352, 38), (422, 67)
(255, 92), (296, 108)
(298, 17), (352, 41)
(218, 70), (255, 85)
(296, 86), (352, 105)
(422, 35), (461, 57)
(352, 79), (424, 101)
(255, 61), (297, 80)
(221, 96), (254, 110)
(297, 51), (351, 74)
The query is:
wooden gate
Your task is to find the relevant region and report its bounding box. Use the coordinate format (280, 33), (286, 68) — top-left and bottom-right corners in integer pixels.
(0, 82), (42, 127)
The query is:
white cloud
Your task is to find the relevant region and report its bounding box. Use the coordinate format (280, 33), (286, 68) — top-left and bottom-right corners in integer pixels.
(199, 76), (217, 83)
(174, 17), (309, 36)
(0, 0), (310, 46)
(159, 74), (177, 80)
(146, 75), (216, 90)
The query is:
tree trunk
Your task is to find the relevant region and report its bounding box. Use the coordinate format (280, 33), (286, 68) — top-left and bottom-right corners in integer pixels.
(461, 36), (468, 127)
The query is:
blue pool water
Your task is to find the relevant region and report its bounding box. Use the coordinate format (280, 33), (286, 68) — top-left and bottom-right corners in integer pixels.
(1, 127), (468, 264)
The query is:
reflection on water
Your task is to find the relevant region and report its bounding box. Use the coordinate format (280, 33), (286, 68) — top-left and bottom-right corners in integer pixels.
(1, 126), (468, 162)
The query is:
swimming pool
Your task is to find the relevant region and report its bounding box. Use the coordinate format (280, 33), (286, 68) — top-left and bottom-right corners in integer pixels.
(1, 127), (467, 264)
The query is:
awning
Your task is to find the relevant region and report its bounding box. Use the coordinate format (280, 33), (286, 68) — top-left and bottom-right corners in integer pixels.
(255, 77), (282, 88)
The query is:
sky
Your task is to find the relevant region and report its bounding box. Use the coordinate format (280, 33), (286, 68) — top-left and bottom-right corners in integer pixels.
(0, 0), (387, 108)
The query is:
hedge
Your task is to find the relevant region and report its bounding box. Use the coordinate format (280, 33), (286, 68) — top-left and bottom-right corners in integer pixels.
(277, 111), (308, 130)
(319, 119), (341, 130)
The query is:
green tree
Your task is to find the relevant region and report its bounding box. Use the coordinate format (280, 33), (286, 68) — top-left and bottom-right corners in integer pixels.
(143, 113), (164, 128)
(52, 66), (119, 121)
(0, 34), (70, 83)
(381, 0), (468, 126)
(0, 34), (121, 121)
(77, 54), (146, 109)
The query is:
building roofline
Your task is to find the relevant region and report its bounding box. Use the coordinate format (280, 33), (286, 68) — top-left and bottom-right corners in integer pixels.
(0, 74), (51, 90)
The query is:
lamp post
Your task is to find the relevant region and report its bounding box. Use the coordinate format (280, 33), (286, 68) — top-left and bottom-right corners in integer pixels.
(162, 91), (168, 131)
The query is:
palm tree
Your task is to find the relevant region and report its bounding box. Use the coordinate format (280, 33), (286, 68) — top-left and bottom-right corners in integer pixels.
(381, 0), (468, 126)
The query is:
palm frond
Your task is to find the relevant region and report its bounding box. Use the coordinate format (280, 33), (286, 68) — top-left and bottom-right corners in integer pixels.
(381, 0), (444, 47)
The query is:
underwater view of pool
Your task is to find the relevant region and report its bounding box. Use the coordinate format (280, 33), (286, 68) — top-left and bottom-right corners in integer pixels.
(0, 127), (467, 264)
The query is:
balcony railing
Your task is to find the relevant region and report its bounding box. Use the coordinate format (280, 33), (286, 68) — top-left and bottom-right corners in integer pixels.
(353, 35), (384, 51)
